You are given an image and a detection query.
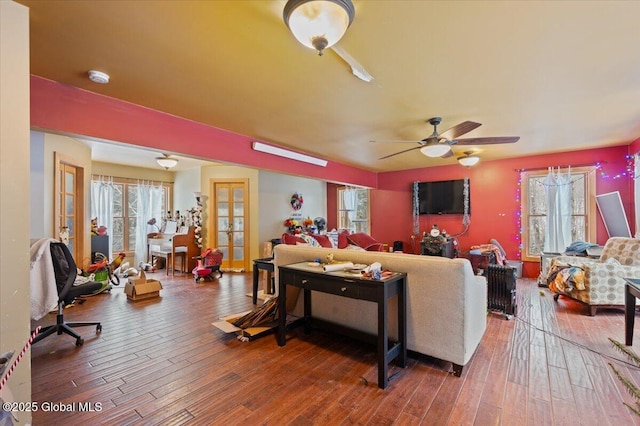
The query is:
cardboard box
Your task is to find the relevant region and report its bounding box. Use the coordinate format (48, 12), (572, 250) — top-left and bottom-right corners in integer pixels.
(125, 271), (162, 301)
(212, 310), (298, 342)
(212, 311), (276, 341)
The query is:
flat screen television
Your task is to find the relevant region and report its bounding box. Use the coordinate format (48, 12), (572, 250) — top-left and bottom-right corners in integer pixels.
(417, 179), (470, 215)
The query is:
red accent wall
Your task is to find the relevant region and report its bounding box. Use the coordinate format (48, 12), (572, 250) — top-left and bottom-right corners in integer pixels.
(630, 137), (640, 155)
(30, 76), (378, 188)
(367, 146), (633, 278)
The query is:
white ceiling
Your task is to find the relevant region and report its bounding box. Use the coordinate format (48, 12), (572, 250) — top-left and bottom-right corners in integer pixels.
(17, 0), (640, 172)
(82, 138), (214, 172)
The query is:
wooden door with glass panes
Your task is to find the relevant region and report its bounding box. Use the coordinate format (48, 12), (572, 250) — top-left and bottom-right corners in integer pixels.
(55, 154), (84, 262)
(211, 179), (249, 271)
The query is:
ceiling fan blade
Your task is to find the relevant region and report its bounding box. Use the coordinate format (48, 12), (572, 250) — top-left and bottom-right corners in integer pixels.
(378, 145), (423, 160)
(440, 150), (454, 159)
(454, 136), (520, 145)
(370, 139), (425, 144)
(439, 121), (482, 140)
(330, 44), (374, 83)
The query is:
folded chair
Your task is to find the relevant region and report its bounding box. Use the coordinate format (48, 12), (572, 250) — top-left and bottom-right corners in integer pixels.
(32, 242), (104, 346)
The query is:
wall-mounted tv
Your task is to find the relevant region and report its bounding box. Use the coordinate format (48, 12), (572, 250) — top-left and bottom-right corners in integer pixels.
(417, 179), (470, 215)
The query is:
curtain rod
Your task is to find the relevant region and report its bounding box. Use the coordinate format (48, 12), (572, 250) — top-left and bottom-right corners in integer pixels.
(514, 161), (606, 172)
(91, 174), (173, 185)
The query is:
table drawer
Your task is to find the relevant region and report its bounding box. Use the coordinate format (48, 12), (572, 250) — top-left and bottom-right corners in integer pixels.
(293, 273), (360, 299)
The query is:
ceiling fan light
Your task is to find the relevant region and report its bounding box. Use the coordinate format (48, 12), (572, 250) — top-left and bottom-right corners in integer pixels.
(420, 144), (451, 158)
(156, 156), (178, 170)
(284, 0), (355, 55)
(457, 154), (480, 167)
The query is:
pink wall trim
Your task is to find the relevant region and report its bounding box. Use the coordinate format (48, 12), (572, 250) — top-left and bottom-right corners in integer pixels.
(30, 75), (377, 188)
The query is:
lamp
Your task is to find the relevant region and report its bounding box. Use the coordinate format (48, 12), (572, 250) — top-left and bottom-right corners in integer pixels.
(283, 0), (355, 56)
(252, 141), (328, 167)
(457, 152), (480, 167)
(156, 154), (178, 170)
(420, 142), (452, 158)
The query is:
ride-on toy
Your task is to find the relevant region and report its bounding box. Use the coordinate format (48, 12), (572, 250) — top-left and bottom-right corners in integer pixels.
(192, 248), (223, 282)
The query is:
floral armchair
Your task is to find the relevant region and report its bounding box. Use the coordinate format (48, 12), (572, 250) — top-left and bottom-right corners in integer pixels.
(547, 237), (640, 315)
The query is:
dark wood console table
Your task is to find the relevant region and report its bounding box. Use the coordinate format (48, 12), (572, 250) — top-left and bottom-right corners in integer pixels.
(277, 262), (407, 389)
(252, 257), (274, 304)
(625, 278), (640, 346)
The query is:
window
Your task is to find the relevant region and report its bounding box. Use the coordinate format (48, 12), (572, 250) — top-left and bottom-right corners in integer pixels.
(521, 167), (596, 261)
(337, 186), (370, 234)
(94, 177), (172, 255)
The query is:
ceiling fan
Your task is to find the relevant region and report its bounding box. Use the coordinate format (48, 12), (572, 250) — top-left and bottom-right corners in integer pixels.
(372, 117), (520, 160)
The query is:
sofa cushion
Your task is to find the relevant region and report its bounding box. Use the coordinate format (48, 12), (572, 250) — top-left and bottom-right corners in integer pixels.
(347, 232), (383, 251)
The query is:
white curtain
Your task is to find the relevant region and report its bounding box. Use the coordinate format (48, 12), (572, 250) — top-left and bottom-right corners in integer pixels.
(342, 187), (357, 230)
(135, 182), (163, 266)
(90, 177), (114, 259)
(543, 167), (573, 252)
(635, 153), (639, 238)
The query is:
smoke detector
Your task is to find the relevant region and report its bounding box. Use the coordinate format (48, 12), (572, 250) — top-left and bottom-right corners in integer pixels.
(88, 70), (110, 84)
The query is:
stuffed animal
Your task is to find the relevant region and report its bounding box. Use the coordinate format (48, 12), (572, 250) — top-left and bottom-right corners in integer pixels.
(91, 218), (99, 236)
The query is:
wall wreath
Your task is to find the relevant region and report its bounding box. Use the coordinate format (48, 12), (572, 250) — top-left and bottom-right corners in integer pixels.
(290, 192), (303, 210)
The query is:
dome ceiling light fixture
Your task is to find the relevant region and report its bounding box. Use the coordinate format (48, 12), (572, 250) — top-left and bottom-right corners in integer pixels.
(156, 154), (178, 170)
(87, 70), (110, 84)
(457, 151), (481, 167)
(283, 0), (355, 56)
(419, 140), (452, 158)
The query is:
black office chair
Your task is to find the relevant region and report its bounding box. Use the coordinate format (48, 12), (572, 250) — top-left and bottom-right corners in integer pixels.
(32, 242), (103, 346)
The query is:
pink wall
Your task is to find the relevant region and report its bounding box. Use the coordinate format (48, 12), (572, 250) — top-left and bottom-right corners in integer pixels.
(369, 146), (633, 278)
(30, 76), (378, 188)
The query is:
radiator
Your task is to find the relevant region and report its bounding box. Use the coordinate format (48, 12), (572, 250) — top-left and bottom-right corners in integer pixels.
(486, 264), (517, 318)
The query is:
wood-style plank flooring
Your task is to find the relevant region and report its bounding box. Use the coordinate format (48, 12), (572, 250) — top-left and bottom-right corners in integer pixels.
(30, 270), (640, 425)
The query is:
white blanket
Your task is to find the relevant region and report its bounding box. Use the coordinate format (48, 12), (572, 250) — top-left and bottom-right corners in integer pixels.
(30, 238), (59, 320)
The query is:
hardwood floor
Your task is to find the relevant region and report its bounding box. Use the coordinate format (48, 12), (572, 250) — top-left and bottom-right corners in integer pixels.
(30, 270), (640, 425)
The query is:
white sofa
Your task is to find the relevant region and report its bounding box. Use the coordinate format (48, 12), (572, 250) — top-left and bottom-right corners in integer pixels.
(273, 244), (488, 376)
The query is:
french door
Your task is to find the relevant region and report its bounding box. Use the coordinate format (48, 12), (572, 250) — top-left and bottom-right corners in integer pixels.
(54, 152), (85, 262)
(210, 179), (249, 272)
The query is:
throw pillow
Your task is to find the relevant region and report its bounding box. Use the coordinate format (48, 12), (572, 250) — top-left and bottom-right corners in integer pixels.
(347, 232), (382, 251)
(281, 233), (306, 245)
(299, 234), (320, 247)
(311, 234), (333, 248)
(337, 230), (350, 249)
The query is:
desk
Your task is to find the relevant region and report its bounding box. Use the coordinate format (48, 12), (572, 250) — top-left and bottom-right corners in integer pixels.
(625, 278), (640, 345)
(252, 257), (274, 304)
(277, 262), (407, 389)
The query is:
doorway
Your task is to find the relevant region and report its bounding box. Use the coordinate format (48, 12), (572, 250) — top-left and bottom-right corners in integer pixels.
(210, 178), (249, 272)
(54, 152), (85, 262)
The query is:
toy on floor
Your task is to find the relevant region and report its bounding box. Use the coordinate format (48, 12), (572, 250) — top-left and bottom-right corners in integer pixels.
(138, 261), (156, 272)
(192, 248), (223, 282)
